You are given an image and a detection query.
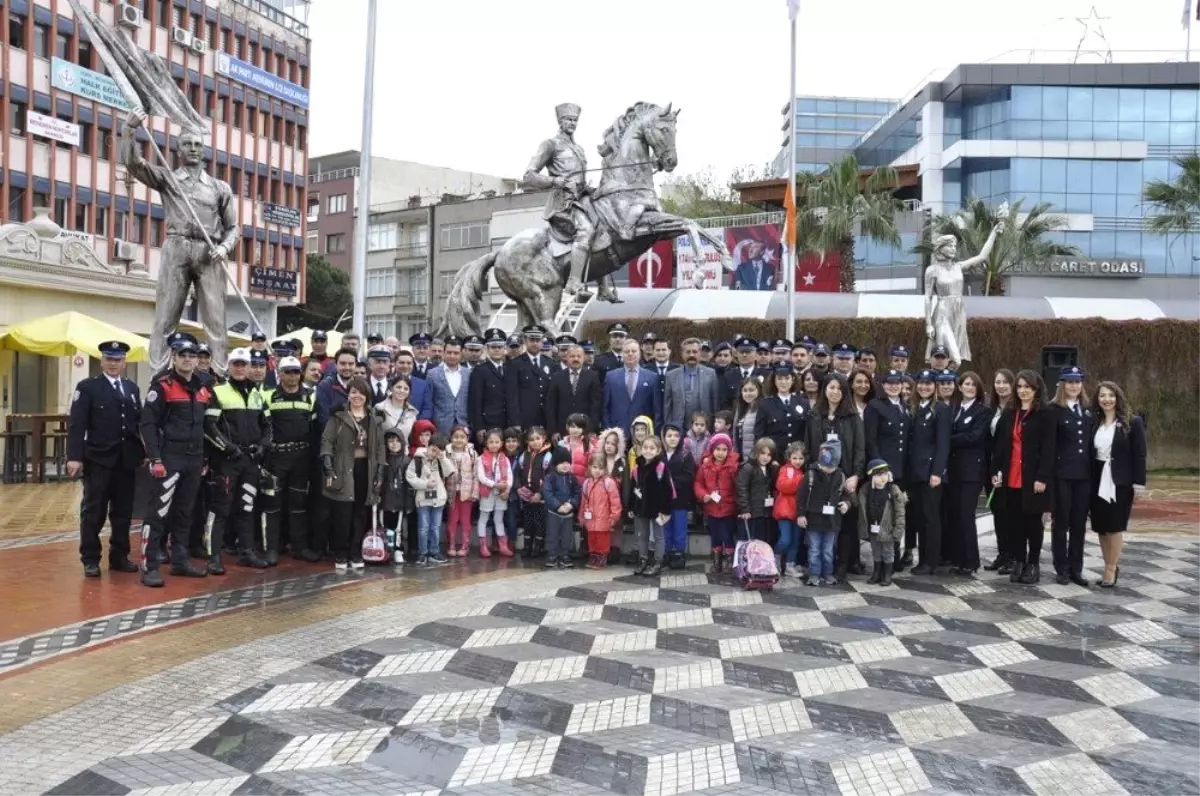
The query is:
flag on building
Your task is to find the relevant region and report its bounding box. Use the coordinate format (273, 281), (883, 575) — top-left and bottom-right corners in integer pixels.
(65, 0), (207, 134)
(627, 240), (674, 288)
(787, 0), (800, 21)
(794, 250), (840, 292)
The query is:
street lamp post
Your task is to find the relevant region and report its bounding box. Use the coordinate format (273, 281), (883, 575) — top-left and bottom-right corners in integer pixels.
(351, 0), (378, 336)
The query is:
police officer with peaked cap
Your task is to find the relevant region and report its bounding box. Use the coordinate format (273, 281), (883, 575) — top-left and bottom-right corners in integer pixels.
(410, 332), (434, 379)
(67, 340), (144, 578)
(506, 324), (555, 429)
(469, 327), (512, 445)
(592, 322), (628, 378)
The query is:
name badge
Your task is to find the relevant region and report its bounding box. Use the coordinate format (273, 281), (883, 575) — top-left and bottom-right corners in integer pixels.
(822, 504), (835, 515)
(963, 416), (973, 425)
(797, 405), (805, 415)
(583, 510), (593, 520)
(826, 432), (838, 441)
(764, 497), (774, 508)
(711, 492), (722, 503)
(633, 488), (643, 499)
(870, 524), (881, 534)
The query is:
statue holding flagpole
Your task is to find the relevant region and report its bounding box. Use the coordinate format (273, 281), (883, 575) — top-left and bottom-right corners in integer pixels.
(66, 0), (260, 373)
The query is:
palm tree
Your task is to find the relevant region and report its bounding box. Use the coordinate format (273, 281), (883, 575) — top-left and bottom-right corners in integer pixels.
(912, 198), (1078, 296)
(1143, 152), (1200, 236)
(794, 155), (903, 292)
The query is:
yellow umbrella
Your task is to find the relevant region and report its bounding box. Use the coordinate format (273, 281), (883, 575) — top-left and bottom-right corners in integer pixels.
(0, 311), (150, 361)
(273, 327), (343, 355)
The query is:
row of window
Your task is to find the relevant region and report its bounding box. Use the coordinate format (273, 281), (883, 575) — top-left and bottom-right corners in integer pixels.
(440, 221), (489, 251)
(795, 132), (867, 149)
(796, 98), (894, 116)
(796, 113), (881, 133)
(367, 222), (430, 252)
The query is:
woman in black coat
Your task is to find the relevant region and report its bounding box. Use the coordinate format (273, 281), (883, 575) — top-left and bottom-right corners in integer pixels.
(864, 369), (912, 569)
(1090, 381), (1146, 588)
(991, 369), (1056, 584)
(805, 373), (865, 578)
(905, 370), (952, 575)
(946, 372), (994, 575)
(985, 369), (1016, 573)
(755, 364), (809, 463)
(1048, 365), (1096, 586)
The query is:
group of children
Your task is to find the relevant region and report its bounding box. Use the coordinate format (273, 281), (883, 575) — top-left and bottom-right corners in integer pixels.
(377, 409), (908, 584)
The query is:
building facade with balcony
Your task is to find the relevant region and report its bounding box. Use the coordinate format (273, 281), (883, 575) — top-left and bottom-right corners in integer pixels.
(306, 150), (517, 275)
(771, 95), (897, 177)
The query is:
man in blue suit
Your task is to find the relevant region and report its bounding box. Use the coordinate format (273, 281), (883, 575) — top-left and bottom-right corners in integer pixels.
(394, 349), (433, 420)
(732, 240), (776, 291)
(603, 339), (662, 437)
(426, 337), (471, 434)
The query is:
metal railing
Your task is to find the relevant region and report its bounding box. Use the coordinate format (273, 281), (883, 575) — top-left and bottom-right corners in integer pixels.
(394, 242), (429, 259)
(694, 212), (784, 230)
(233, 0), (310, 36)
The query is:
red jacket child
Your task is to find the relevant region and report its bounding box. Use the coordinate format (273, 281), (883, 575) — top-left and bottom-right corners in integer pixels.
(694, 433), (740, 519)
(774, 461), (805, 521)
(579, 471), (623, 566)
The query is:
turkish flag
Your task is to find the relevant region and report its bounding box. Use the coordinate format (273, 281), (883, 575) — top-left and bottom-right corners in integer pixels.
(724, 223), (782, 289)
(627, 240), (674, 288)
(794, 249), (841, 292)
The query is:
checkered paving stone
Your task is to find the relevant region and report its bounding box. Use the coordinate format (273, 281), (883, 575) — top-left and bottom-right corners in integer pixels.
(41, 535), (1200, 796)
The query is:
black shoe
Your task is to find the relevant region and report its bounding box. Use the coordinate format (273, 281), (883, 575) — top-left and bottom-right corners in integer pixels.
(188, 547), (209, 560)
(265, 551), (280, 567)
(880, 562), (894, 586)
(1055, 572), (1070, 585)
(984, 554), (1005, 572)
(867, 563), (882, 585)
(222, 545), (239, 557)
(998, 561), (1014, 575)
(849, 560), (866, 576)
(207, 559), (226, 576)
(109, 558), (138, 573)
(83, 563), (102, 578)
(834, 566), (849, 582)
(634, 556), (649, 576)
(238, 553), (269, 569)
(543, 557), (558, 569)
(295, 548), (321, 563)
(1099, 566), (1120, 588)
(646, 557), (663, 577)
(560, 556), (575, 569)
(911, 564), (935, 576)
(953, 567), (977, 577)
(141, 569), (164, 587)
(898, 550), (913, 571)
(1069, 573), (1090, 587)
(1020, 563), (1041, 584)
(170, 560), (208, 578)
(1008, 561), (1024, 583)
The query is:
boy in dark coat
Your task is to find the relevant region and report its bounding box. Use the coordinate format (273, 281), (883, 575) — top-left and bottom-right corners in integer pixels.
(662, 423), (696, 569)
(542, 446), (582, 569)
(381, 430), (412, 564)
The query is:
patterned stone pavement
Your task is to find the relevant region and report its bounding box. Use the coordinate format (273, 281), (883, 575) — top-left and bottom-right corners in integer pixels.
(10, 531), (1197, 796)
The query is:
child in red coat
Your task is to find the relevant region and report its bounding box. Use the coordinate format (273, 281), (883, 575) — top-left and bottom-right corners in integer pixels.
(579, 455), (622, 568)
(694, 432), (740, 573)
(774, 441), (806, 578)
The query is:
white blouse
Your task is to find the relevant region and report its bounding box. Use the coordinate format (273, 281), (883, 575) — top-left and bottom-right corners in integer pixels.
(1093, 422), (1118, 502)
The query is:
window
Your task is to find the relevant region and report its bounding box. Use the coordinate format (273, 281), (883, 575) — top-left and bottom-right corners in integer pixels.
(368, 222), (398, 251)
(328, 194), (347, 214)
(408, 269), (428, 305)
(306, 198), (319, 222)
(55, 31), (70, 60)
(157, 0), (170, 28)
(8, 12), (25, 49)
(235, 35), (244, 58)
(246, 107), (256, 134)
(273, 116), (282, 142)
(439, 221), (489, 250)
(113, 210), (127, 239)
(189, 84), (201, 110)
(204, 90), (215, 119)
(284, 120), (295, 147)
(306, 231), (318, 251)
(366, 268), (395, 297)
(74, 202), (89, 233)
(54, 197), (68, 227)
(77, 40), (92, 68)
(172, 6), (182, 27)
(438, 273), (456, 296)
(32, 22), (49, 58)
(326, 233), (346, 254)
(215, 97), (226, 124)
(150, 218), (163, 247)
(7, 188), (26, 222)
(95, 206), (108, 236)
(242, 172), (251, 199)
(129, 214), (144, 245)
(9, 100), (27, 135)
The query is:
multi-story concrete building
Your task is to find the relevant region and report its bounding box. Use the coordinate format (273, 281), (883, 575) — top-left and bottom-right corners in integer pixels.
(306, 150), (516, 275)
(770, 95), (897, 177)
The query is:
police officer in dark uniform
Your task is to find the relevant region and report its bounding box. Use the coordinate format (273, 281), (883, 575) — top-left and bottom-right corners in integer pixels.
(67, 340), (143, 578)
(505, 324), (554, 429)
(469, 328), (511, 446)
(195, 342), (215, 383)
(889, 345), (911, 374)
(723, 337), (767, 407)
(581, 340), (596, 368)
(808, 343), (832, 379)
(139, 332), (211, 586)
(204, 347), (272, 573)
(864, 369), (911, 567)
(906, 369), (951, 575)
(592, 322), (628, 378)
(754, 362), (808, 460)
(410, 332), (434, 380)
(771, 339), (793, 368)
(262, 355), (316, 564)
(1050, 365), (1094, 586)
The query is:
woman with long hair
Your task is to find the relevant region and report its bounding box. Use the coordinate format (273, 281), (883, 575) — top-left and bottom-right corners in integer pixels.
(945, 371), (993, 575)
(733, 378), (763, 463)
(991, 370), (1056, 584)
(377, 375), (418, 443)
(320, 378), (385, 570)
(905, 370), (952, 575)
(1090, 381), (1146, 588)
(755, 364), (808, 461)
(985, 369), (1016, 573)
(1048, 366), (1095, 586)
(805, 372), (866, 579)
(850, 368), (877, 418)
(801, 369), (822, 406)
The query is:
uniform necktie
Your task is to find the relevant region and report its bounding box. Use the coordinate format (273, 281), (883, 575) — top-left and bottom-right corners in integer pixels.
(626, 369), (636, 399)
(1074, 404), (1082, 418)
(112, 378), (124, 399)
(375, 383), (384, 403)
(570, 369), (578, 394)
(497, 363), (503, 378)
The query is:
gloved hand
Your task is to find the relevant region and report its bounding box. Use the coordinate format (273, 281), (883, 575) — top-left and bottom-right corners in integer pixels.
(321, 454), (335, 480)
(226, 444), (243, 461)
(244, 444), (261, 461)
(149, 460), (167, 478)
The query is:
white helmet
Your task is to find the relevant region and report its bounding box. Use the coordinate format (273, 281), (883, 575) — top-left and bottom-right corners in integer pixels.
(278, 356), (302, 371)
(228, 347), (251, 364)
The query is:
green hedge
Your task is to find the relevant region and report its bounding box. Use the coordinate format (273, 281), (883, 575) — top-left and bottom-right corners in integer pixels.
(581, 317), (1200, 469)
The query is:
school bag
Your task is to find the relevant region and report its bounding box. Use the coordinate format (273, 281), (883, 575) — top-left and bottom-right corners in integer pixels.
(361, 507), (389, 564)
(732, 519), (779, 590)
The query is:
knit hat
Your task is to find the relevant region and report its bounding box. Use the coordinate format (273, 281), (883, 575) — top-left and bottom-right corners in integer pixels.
(707, 433), (733, 453)
(551, 446), (573, 467)
(867, 458), (890, 475)
(817, 439), (843, 468)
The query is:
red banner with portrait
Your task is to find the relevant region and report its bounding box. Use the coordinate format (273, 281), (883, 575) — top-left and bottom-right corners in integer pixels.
(724, 223), (782, 291)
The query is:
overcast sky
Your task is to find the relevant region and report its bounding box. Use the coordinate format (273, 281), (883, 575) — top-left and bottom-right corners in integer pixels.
(305, 0), (1193, 183)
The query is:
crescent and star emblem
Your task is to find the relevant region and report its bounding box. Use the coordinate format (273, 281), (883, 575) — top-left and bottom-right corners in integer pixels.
(635, 248), (662, 286)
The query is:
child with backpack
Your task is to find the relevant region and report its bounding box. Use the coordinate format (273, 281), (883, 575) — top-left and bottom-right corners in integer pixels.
(579, 454), (622, 568)
(630, 435), (676, 577)
(475, 428), (513, 557)
(662, 423), (695, 569)
(737, 438), (779, 545)
(516, 426), (553, 558)
(405, 432), (456, 566)
(695, 433), (740, 573)
(542, 446), (582, 569)
(380, 430), (413, 564)
(774, 442), (806, 578)
(798, 440), (853, 586)
(858, 458), (906, 586)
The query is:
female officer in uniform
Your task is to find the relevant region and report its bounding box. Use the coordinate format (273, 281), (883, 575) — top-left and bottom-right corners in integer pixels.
(1050, 365), (1094, 586)
(754, 363), (808, 462)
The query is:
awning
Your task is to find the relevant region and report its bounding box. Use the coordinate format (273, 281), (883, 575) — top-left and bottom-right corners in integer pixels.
(0, 311), (150, 361)
(273, 327), (343, 356)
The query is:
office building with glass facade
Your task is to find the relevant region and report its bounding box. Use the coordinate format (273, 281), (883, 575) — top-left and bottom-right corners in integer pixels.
(771, 96), (896, 177)
(851, 61), (1199, 298)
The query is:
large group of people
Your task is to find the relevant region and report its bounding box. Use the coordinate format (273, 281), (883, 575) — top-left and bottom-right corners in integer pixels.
(67, 320), (1147, 590)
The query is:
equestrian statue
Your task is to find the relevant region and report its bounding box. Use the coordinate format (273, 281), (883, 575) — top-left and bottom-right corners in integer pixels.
(437, 102), (731, 337)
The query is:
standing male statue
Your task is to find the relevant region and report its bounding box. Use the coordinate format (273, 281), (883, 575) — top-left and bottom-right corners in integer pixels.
(122, 108), (238, 372)
(522, 103), (596, 300)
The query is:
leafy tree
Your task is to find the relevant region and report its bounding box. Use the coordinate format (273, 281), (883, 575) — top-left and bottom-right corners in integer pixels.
(911, 197), (1078, 296)
(277, 254), (352, 333)
(660, 165), (771, 219)
(795, 155), (902, 293)
(1143, 152), (1200, 236)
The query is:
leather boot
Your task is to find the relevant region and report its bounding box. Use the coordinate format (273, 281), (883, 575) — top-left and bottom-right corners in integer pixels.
(879, 562), (894, 586)
(1008, 561), (1024, 583)
(867, 562), (882, 585)
(170, 559), (207, 578)
(897, 548), (913, 572)
(984, 553), (1006, 571)
(634, 556), (649, 576)
(565, 247), (589, 295)
(237, 522), (268, 569)
(646, 556), (663, 577)
(207, 552), (226, 576)
(1020, 561), (1041, 584)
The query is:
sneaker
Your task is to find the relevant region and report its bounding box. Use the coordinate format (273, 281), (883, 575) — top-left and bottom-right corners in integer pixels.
(350, 560), (365, 570)
(805, 576), (820, 587)
(334, 559), (349, 571)
(393, 550), (405, 565)
(544, 558), (558, 569)
(415, 555), (429, 567)
(560, 556), (575, 569)
(432, 554), (449, 565)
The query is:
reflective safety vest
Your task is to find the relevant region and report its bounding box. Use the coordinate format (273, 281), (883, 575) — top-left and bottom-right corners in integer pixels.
(262, 386), (316, 444)
(206, 380), (269, 448)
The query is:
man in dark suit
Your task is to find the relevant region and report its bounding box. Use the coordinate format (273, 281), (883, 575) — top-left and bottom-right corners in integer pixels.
(410, 332), (434, 380)
(546, 342), (603, 439)
(592, 322), (629, 378)
(648, 338), (679, 409)
(366, 345), (393, 406)
(732, 240), (776, 291)
(506, 325), (554, 430)
(66, 340), (145, 578)
(603, 339), (662, 438)
(723, 338), (768, 408)
(469, 328), (511, 446)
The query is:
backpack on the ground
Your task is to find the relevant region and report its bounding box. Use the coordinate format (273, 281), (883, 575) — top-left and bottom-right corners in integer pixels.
(732, 519), (778, 590)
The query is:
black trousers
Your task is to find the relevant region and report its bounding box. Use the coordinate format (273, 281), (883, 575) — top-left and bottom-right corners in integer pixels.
(1052, 477), (1090, 576)
(188, 471), (209, 554)
(78, 460), (137, 565)
(307, 455), (330, 556)
(207, 456), (260, 558)
(264, 448), (310, 555)
(140, 453), (203, 570)
(990, 487), (1011, 562)
(910, 481), (943, 568)
(945, 481), (983, 570)
(837, 508), (860, 573)
(329, 459), (370, 561)
(1007, 487), (1045, 563)
(903, 481), (918, 551)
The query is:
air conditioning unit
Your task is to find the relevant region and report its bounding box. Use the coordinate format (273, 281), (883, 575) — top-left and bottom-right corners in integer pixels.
(117, 1), (143, 30)
(113, 239), (137, 262)
(188, 36), (208, 56)
(171, 27), (191, 47)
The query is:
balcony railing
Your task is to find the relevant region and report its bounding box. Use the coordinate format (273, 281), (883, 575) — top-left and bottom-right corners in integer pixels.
(695, 212), (784, 230)
(394, 242), (429, 260)
(234, 0), (310, 36)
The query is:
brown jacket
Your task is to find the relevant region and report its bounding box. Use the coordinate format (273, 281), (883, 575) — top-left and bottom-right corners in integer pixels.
(320, 409), (385, 503)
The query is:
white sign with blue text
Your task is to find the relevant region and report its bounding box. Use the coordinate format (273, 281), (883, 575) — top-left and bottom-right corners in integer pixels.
(215, 52), (309, 109)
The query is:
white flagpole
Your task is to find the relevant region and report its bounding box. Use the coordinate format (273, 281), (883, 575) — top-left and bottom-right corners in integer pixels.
(786, 3), (798, 341)
(351, 0), (378, 337)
